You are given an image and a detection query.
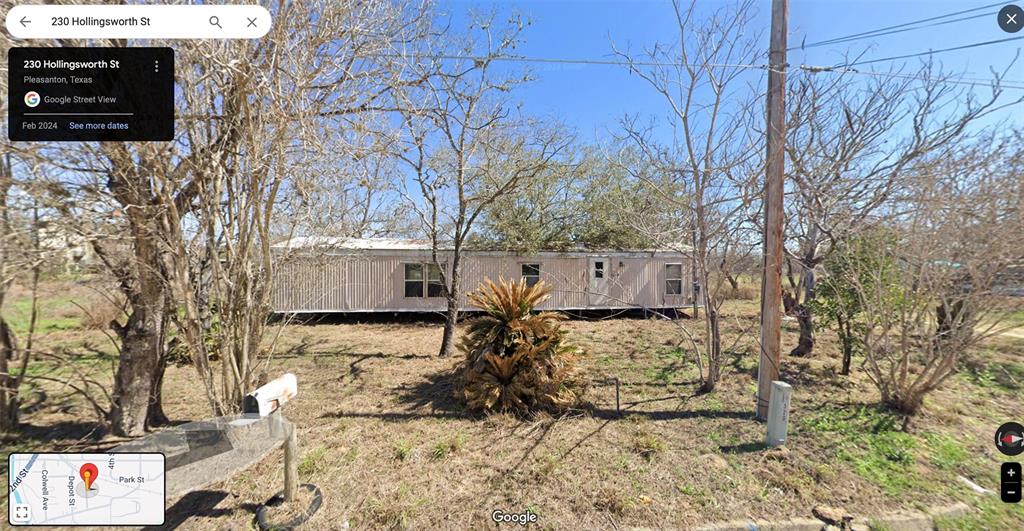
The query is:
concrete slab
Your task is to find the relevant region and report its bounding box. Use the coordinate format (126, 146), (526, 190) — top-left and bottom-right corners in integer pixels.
(693, 520), (759, 531)
(854, 511), (932, 531)
(756, 517), (825, 531)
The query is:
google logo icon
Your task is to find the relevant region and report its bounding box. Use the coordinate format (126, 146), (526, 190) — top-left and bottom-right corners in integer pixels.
(24, 91), (40, 108)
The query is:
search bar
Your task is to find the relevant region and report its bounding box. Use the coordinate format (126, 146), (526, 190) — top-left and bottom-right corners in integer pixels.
(6, 5), (271, 39)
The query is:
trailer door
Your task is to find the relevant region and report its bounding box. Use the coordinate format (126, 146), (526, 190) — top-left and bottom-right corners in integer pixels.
(588, 256), (610, 306)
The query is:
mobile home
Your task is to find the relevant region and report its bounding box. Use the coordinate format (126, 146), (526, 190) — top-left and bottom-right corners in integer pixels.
(270, 238), (695, 314)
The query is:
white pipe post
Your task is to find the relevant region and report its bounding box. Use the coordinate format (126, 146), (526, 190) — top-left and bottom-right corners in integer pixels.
(765, 381), (792, 448)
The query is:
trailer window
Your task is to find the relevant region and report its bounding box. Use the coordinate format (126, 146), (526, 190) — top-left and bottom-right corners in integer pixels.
(522, 263), (541, 287)
(405, 262), (445, 298)
(666, 263), (683, 295)
(594, 260), (604, 279)
(426, 263), (445, 297)
(404, 263), (424, 297)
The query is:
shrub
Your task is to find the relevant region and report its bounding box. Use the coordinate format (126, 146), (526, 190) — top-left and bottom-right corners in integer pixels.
(457, 278), (587, 415)
(722, 284), (757, 300)
(811, 231), (897, 375)
(79, 293), (125, 330)
(843, 231), (1021, 415)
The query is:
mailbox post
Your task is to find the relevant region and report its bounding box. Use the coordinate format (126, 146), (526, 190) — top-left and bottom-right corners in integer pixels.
(243, 373), (300, 502)
(284, 421), (298, 502)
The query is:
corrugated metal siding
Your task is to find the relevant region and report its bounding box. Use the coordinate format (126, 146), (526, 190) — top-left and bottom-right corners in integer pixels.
(271, 252), (692, 313)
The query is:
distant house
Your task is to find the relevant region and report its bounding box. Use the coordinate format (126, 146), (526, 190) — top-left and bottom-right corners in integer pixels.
(995, 264), (1024, 297)
(39, 224), (96, 273)
(270, 237), (696, 314)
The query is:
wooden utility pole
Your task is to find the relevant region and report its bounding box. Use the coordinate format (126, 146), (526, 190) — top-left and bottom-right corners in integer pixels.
(757, 0), (788, 420)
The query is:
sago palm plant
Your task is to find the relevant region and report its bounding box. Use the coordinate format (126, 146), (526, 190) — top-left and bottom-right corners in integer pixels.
(457, 277), (587, 415)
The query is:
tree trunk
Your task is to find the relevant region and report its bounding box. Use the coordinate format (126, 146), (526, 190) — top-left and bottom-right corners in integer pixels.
(439, 295), (459, 358)
(0, 318), (20, 433)
(0, 157), (16, 434)
(146, 347), (170, 427)
(936, 298), (971, 341)
(890, 392), (924, 416)
(719, 254), (739, 293)
(726, 273), (739, 292)
(103, 162), (173, 437)
(839, 315), (853, 375)
(438, 253), (462, 358)
(789, 303), (814, 357)
(782, 290), (797, 315)
(786, 239), (819, 358)
(109, 225), (168, 437)
(700, 307), (722, 393)
(110, 298), (166, 436)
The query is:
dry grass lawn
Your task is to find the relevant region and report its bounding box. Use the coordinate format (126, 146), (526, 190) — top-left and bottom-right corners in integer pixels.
(3, 282), (1024, 530)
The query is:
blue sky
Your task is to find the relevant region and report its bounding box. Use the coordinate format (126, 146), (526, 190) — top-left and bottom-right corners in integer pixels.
(440, 0), (1024, 141)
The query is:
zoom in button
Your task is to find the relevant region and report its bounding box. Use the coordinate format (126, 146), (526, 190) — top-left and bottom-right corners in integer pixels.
(1002, 462), (1021, 503)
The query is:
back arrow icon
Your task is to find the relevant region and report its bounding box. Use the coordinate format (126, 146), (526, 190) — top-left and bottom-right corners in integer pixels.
(19, 16), (30, 27)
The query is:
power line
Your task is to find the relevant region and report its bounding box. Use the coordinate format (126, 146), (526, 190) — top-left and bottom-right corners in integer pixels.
(376, 52), (771, 71)
(839, 34), (1024, 67)
(374, 51), (1024, 90)
(365, 2), (1024, 92)
(792, 1), (1005, 51)
(797, 65), (1024, 91)
(791, 11), (993, 51)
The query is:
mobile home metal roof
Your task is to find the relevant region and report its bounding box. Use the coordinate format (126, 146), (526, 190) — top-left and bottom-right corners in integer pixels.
(273, 236), (434, 251)
(273, 237), (691, 257)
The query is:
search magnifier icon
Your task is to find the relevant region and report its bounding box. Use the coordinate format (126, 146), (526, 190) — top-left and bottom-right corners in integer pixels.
(209, 15), (222, 29)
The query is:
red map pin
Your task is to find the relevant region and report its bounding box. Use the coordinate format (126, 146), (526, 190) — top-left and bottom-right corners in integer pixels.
(79, 463), (99, 491)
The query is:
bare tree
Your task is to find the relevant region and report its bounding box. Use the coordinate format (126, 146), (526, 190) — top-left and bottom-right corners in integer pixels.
(390, 13), (569, 357)
(0, 150), (66, 433)
(613, 0), (762, 392)
(285, 149), (411, 240)
(845, 135), (1023, 414)
(782, 61), (1022, 357)
(3, 1), (436, 433)
(163, 1), (437, 412)
(0, 154), (31, 433)
(0, 23), (28, 433)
